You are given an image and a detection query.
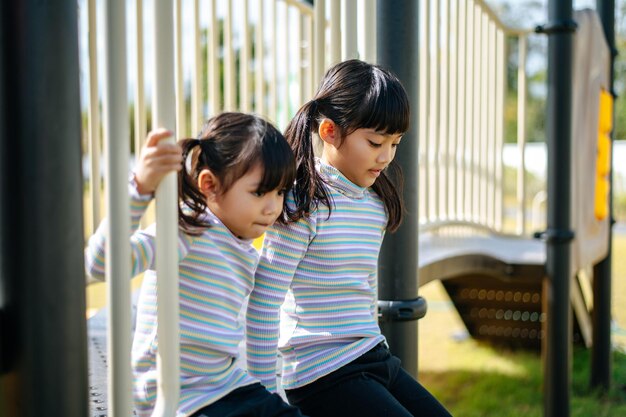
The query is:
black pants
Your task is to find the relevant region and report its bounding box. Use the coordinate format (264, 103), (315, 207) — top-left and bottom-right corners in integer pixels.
(285, 343), (452, 417)
(191, 383), (307, 417)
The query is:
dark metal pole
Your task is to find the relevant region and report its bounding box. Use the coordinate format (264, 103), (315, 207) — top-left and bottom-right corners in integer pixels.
(591, 0), (616, 391)
(0, 1), (87, 416)
(541, 0), (576, 415)
(376, 1), (423, 378)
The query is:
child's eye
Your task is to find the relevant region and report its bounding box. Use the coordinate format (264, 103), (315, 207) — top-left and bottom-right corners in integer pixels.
(368, 140), (382, 148)
(277, 188), (288, 196)
(252, 191), (265, 197)
(392, 143), (400, 148)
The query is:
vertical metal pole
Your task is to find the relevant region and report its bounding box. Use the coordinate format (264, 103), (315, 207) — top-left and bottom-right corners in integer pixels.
(341, 0), (358, 60)
(174, 0), (185, 135)
(135, 0), (146, 159)
(542, 1), (575, 415)
(376, 0), (421, 378)
(0, 2), (87, 416)
(152, 0), (180, 415)
(329, 0), (341, 65)
(313, 0), (326, 84)
(591, 0), (615, 392)
(103, 0), (134, 415)
(517, 35), (528, 235)
(0, 0), (8, 379)
(88, 0), (102, 233)
(363, 0), (377, 64)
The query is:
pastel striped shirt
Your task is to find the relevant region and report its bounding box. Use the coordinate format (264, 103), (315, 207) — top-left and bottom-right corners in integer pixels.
(85, 182), (259, 417)
(246, 160), (387, 391)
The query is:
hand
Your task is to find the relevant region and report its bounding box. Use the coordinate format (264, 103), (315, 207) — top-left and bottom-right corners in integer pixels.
(134, 128), (183, 194)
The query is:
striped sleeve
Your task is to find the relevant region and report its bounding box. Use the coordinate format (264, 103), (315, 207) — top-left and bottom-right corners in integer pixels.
(245, 215), (314, 392)
(85, 181), (191, 280)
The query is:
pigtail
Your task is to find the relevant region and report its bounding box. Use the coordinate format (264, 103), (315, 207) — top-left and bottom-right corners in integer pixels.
(178, 138), (211, 234)
(284, 100), (332, 222)
(371, 161), (404, 232)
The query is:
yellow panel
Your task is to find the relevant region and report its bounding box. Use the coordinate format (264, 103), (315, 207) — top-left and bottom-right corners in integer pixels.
(598, 88), (614, 132)
(594, 88), (613, 221)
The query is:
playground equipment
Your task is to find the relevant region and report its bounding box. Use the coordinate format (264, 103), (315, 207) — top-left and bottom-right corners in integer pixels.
(0, 0), (617, 417)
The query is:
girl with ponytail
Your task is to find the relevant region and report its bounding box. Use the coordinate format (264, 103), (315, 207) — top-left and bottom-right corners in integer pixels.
(246, 60), (451, 417)
(85, 112), (306, 417)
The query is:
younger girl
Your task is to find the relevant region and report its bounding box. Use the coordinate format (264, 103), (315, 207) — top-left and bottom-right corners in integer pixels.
(85, 112), (306, 417)
(246, 60), (452, 417)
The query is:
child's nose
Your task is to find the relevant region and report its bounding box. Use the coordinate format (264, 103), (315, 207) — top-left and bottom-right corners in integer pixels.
(263, 196), (280, 215)
(378, 144), (394, 163)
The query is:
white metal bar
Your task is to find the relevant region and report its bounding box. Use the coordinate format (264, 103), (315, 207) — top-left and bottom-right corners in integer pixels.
(240, 0), (251, 112)
(516, 34), (528, 234)
(479, 12), (489, 226)
(456, 0), (466, 221)
(102, 0), (132, 415)
(313, 0), (326, 84)
(430, 0), (441, 222)
(300, 12), (313, 106)
(472, 5), (481, 223)
(362, 0), (376, 63)
(487, 21), (497, 228)
(448, 0), (458, 221)
(269, 0), (278, 122)
(192, 0), (202, 131)
(307, 14), (315, 99)
(440, 0), (450, 221)
(152, 0), (180, 415)
(329, 0), (341, 65)
(282, 3), (290, 127)
(341, 0), (358, 60)
(296, 10), (304, 109)
(87, 0), (101, 234)
(224, 1), (235, 110)
(174, 0), (186, 136)
(464, 1), (474, 222)
(418, 0), (429, 223)
(255, 0), (265, 116)
(135, 0), (146, 163)
(208, 0), (220, 115)
(495, 29), (506, 231)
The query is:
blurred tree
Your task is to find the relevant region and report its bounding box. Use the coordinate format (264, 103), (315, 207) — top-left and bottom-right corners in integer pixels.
(489, 0), (626, 141)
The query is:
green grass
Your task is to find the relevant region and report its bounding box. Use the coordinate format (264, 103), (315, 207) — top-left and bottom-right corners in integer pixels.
(420, 346), (626, 416)
(417, 233), (626, 416)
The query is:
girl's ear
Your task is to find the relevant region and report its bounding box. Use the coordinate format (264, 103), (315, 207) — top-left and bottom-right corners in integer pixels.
(318, 118), (338, 146)
(198, 169), (219, 201)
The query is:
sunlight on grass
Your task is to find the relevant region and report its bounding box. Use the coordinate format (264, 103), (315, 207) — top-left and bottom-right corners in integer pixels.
(417, 233), (626, 416)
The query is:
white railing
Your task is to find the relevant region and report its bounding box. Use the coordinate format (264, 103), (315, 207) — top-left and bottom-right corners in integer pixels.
(418, 0), (534, 235)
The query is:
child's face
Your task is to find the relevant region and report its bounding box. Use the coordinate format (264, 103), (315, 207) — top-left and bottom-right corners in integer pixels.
(209, 164), (285, 240)
(324, 128), (403, 188)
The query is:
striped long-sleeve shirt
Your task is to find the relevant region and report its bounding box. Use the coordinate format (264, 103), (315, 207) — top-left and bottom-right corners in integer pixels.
(85, 182), (259, 417)
(246, 161), (388, 392)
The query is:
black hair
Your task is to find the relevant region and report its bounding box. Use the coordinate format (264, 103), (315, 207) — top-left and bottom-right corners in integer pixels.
(284, 59), (410, 232)
(178, 112), (296, 234)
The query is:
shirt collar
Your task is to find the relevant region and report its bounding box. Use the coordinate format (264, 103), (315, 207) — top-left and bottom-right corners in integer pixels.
(317, 158), (367, 199)
(196, 207), (255, 247)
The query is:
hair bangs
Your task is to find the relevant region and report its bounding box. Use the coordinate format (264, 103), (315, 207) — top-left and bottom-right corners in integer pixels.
(350, 71), (410, 135)
(256, 128), (297, 194)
